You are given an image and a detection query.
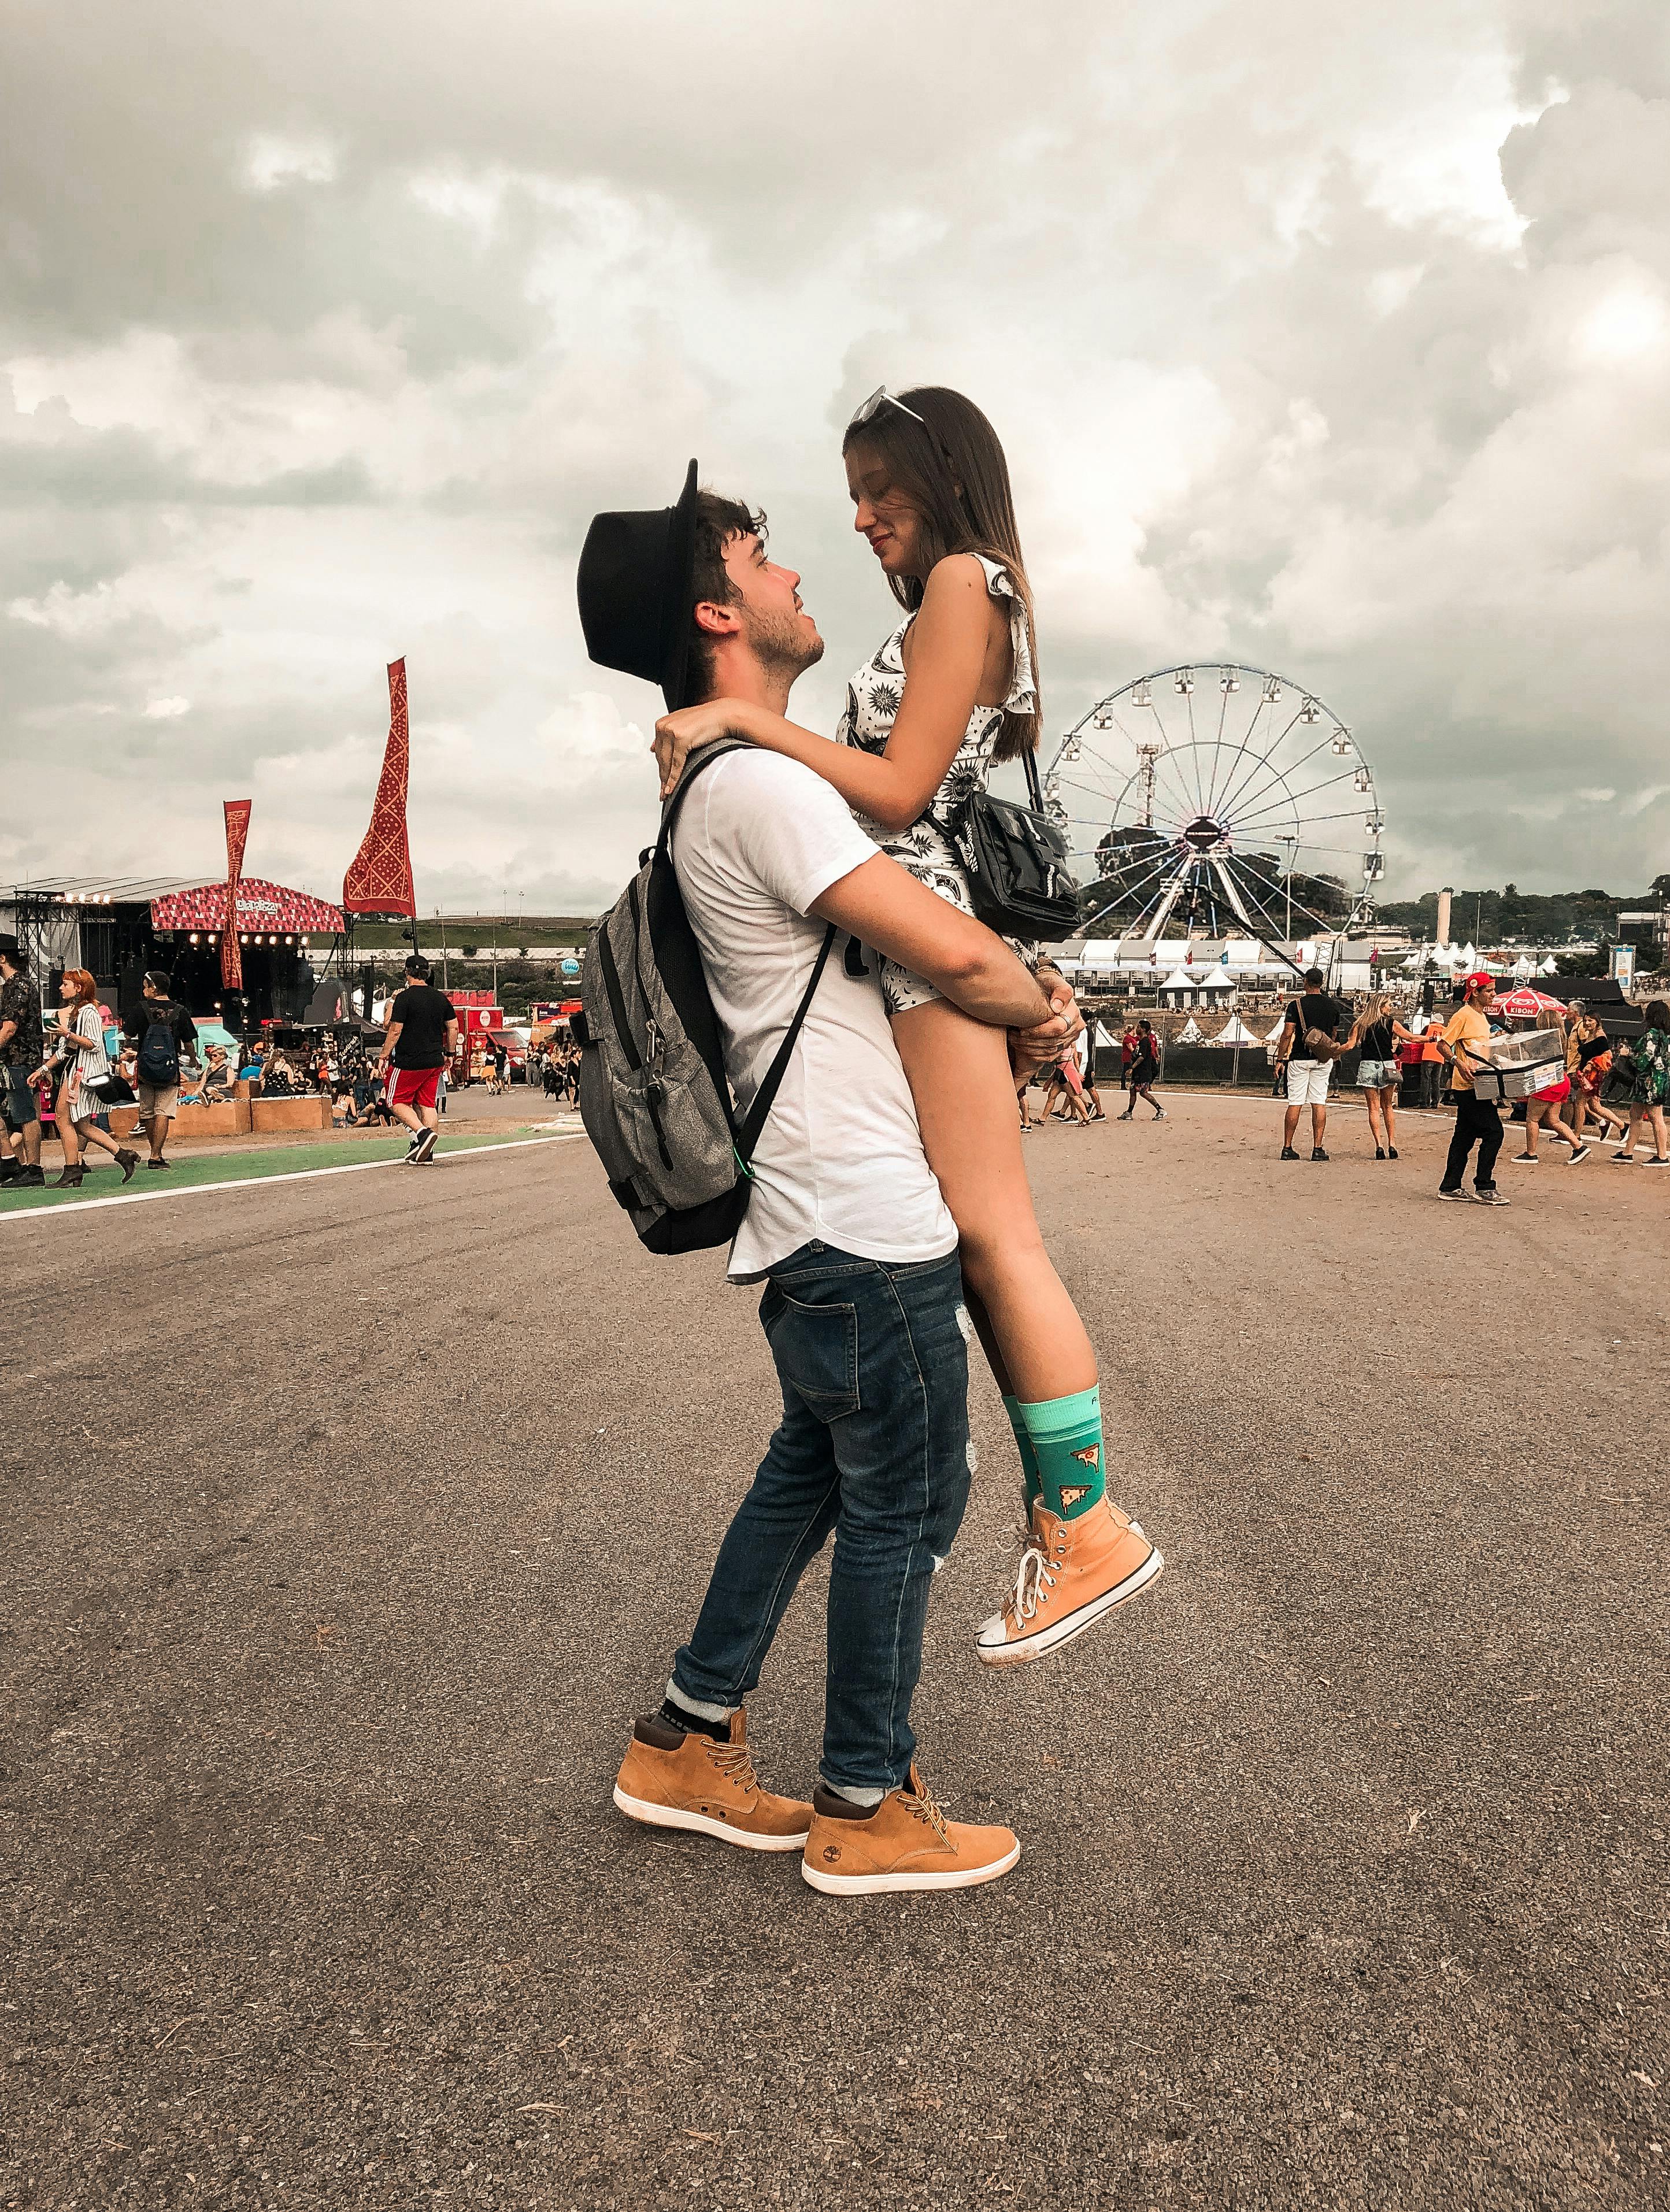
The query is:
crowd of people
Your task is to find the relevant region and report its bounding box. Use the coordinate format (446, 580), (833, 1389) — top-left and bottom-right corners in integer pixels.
(536, 1042), (583, 1101)
(1267, 964), (1670, 1199)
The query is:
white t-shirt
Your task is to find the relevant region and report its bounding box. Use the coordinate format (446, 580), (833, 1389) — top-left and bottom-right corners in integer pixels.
(671, 750), (958, 1281)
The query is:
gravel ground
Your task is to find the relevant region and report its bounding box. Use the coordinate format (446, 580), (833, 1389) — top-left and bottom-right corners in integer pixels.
(3, 1094), (1667, 2210)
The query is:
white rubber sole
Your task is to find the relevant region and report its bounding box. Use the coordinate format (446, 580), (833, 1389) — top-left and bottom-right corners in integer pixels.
(975, 1547), (1165, 1669)
(612, 1784), (808, 1852)
(800, 1837), (1021, 1895)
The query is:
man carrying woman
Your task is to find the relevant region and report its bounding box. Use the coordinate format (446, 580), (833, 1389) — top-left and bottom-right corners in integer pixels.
(653, 390), (1161, 1673)
(586, 402), (1163, 1892)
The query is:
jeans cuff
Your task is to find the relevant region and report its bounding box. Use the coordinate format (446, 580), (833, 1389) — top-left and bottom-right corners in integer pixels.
(665, 1676), (736, 1726)
(823, 1781), (887, 1809)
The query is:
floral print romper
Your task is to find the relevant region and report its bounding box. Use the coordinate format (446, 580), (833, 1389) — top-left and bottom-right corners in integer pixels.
(835, 555), (1038, 1016)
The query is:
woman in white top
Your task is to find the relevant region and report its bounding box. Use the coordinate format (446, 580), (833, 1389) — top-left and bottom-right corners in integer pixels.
(654, 386), (1162, 1670)
(33, 968), (140, 1185)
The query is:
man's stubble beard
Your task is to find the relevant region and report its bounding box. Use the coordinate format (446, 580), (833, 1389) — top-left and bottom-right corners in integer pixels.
(743, 605), (824, 688)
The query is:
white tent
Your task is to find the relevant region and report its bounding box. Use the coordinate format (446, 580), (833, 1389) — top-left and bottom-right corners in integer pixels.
(1093, 1020), (1117, 1047)
(1158, 968), (1199, 994)
(1175, 1016), (1205, 1043)
(1264, 1012), (1290, 1042)
(1512, 954), (1535, 978)
(1539, 954), (1560, 976)
(1213, 1014), (1261, 1046)
(1198, 967), (1235, 991)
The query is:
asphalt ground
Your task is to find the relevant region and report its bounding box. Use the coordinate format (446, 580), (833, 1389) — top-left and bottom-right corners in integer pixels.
(4, 1092), (1667, 2210)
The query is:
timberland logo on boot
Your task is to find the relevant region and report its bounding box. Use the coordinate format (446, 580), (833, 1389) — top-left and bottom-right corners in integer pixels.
(1069, 1444), (1100, 1469)
(822, 1845), (841, 1863)
(1059, 1484), (1091, 1509)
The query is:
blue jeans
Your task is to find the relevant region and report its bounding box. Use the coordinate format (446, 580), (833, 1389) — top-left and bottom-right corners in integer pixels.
(672, 1241), (971, 1795)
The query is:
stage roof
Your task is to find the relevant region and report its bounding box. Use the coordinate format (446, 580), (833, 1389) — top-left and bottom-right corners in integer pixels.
(1, 875), (201, 905)
(151, 879), (345, 933)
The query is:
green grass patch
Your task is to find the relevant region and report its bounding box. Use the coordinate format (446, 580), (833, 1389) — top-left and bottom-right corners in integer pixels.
(0, 1129), (561, 1215)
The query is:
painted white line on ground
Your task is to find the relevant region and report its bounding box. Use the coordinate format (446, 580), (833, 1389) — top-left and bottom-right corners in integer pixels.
(0, 1133), (584, 1227)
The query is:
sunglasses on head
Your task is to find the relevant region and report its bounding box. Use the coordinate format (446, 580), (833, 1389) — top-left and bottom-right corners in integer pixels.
(848, 386), (964, 486)
(849, 384), (928, 432)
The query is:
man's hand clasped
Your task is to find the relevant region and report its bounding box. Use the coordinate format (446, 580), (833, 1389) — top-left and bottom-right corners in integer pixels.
(1010, 970), (1083, 1081)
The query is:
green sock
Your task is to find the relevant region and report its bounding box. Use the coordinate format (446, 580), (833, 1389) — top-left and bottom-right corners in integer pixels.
(1020, 1385), (1105, 1521)
(1003, 1394), (1043, 1511)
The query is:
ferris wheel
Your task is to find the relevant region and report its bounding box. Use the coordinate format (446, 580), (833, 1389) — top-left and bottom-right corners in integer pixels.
(1043, 664), (1384, 946)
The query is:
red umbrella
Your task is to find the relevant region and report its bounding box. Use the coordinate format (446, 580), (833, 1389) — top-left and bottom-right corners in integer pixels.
(1494, 985), (1567, 1019)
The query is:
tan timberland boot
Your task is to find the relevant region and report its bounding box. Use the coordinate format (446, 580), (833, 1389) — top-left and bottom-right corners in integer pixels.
(974, 1496), (1162, 1668)
(801, 1768), (1020, 1896)
(613, 1709), (812, 1851)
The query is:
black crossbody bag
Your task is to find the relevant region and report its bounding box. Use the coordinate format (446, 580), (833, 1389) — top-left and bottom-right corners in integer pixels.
(933, 746), (1081, 941)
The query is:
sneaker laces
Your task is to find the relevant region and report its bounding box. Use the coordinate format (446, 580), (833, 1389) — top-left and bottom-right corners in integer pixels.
(1005, 1526), (1058, 1628)
(703, 1740), (760, 1796)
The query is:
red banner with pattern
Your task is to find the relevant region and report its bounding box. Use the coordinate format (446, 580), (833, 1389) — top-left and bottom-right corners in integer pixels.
(343, 659), (416, 916)
(221, 799), (252, 989)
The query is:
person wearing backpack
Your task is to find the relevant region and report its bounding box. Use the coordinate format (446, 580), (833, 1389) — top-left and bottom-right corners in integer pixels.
(122, 970), (199, 1170)
(579, 470), (1115, 1896)
(1274, 965), (1351, 1160)
(651, 401), (1162, 1674)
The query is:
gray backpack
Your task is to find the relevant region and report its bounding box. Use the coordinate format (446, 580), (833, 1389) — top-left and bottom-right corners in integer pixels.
(575, 740), (835, 1254)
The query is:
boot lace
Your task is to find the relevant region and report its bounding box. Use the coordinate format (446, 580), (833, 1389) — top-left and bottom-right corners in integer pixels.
(905, 1775), (951, 1845)
(703, 1740), (760, 1797)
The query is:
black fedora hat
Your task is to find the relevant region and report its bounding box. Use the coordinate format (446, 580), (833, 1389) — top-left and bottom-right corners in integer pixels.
(576, 460), (701, 712)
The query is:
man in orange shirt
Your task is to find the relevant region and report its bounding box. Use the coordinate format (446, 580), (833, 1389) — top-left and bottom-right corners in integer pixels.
(1436, 974), (1506, 1204)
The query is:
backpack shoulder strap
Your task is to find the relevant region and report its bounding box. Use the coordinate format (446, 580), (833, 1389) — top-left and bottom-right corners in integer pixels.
(655, 738), (754, 859)
(650, 732), (837, 1166)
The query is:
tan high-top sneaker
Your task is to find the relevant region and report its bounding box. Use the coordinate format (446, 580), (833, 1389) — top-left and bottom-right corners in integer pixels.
(974, 1496), (1162, 1668)
(802, 1768), (1020, 1896)
(613, 1709), (812, 1851)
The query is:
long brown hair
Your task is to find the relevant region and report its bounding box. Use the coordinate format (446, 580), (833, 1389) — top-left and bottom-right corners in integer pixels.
(842, 386), (1040, 762)
(60, 968), (98, 1011)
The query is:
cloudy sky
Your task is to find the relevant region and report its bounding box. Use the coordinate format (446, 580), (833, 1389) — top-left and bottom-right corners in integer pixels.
(2, 0), (1666, 913)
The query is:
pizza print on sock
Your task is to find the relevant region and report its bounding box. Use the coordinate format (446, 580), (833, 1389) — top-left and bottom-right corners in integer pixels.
(1069, 1444), (1101, 1470)
(1058, 1484), (1092, 1509)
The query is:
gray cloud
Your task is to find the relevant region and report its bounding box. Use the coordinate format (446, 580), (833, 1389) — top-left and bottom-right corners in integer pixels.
(1, 0), (1667, 912)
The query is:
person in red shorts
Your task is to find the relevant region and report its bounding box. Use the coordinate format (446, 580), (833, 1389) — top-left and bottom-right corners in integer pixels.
(375, 953), (459, 1165)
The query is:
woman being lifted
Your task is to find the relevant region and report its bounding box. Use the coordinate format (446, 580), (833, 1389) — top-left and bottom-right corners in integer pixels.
(655, 386), (1162, 1668)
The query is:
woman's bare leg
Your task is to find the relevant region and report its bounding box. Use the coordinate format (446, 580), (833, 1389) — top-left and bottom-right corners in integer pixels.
(54, 1088), (82, 1168)
(893, 999), (1095, 1403)
(1365, 1092), (1386, 1150)
(895, 997), (1160, 1660)
(1381, 1086), (1398, 1150)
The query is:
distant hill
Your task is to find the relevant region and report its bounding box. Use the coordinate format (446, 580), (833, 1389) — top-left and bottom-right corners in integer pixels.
(1377, 882), (1667, 942)
(349, 915), (594, 949)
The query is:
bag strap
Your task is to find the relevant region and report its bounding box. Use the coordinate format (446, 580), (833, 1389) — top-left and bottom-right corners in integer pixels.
(649, 733), (837, 1170)
(1020, 743), (1046, 814)
(736, 924), (837, 1166)
(654, 736), (753, 859)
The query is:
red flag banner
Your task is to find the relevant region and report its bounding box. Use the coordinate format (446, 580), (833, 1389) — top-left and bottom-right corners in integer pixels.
(221, 798), (252, 990)
(343, 658), (416, 916)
